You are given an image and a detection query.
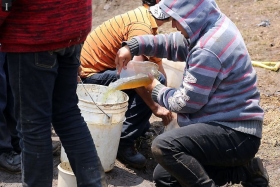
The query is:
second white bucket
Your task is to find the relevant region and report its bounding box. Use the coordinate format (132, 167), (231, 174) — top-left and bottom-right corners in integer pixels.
(162, 59), (185, 88)
(60, 84), (129, 172)
(57, 162), (76, 187)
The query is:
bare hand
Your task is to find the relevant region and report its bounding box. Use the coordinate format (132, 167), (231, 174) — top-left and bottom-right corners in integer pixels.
(152, 105), (173, 126)
(115, 45), (132, 74)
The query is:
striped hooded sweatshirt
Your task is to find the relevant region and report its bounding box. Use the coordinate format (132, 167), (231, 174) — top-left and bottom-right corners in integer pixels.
(125, 0), (264, 138)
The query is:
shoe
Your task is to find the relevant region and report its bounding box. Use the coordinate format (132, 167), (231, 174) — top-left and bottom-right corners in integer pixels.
(117, 146), (147, 169)
(52, 141), (61, 156)
(241, 157), (269, 187)
(0, 151), (21, 174)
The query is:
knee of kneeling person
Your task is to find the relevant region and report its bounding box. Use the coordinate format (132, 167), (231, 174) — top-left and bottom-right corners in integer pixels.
(151, 136), (165, 159)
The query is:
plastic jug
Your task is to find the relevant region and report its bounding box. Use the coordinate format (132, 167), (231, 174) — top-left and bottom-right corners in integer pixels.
(109, 61), (159, 90)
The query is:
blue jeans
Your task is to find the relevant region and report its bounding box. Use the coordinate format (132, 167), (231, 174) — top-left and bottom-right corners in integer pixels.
(7, 45), (107, 187)
(82, 69), (166, 147)
(152, 122), (260, 187)
(0, 52), (19, 154)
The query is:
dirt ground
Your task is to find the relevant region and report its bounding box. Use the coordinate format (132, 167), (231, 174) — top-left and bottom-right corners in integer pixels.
(0, 0), (279, 186)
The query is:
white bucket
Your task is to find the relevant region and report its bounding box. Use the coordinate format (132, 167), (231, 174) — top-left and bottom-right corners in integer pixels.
(60, 84), (129, 172)
(57, 162), (76, 187)
(162, 59), (185, 88)
(77, 84), (129, 125)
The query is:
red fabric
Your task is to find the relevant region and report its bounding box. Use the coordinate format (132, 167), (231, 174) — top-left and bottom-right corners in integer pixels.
(0, 0), (92, 52)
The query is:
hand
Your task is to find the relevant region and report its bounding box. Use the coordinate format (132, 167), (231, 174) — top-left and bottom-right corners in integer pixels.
(115, 45), (132, 74)
(77, 76), (82, 83)
(145, 73), (161, 92)
(152, 105), (174, 126)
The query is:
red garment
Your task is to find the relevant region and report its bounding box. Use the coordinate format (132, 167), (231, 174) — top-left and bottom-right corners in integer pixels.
(0, 0), (92, 52)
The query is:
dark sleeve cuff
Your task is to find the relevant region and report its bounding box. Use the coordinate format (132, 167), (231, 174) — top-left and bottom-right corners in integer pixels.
(121, 38), (139, 58)
(151, 84), (165, 103)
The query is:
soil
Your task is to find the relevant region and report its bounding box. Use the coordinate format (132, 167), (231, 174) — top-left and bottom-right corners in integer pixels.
(0, 0), (279, 186)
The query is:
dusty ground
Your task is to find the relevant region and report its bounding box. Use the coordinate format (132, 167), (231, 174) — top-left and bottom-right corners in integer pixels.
(1, 0), (279, 186)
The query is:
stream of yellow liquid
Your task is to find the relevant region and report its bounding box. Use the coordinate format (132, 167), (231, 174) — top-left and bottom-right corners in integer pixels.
(102, 74), (152, 102)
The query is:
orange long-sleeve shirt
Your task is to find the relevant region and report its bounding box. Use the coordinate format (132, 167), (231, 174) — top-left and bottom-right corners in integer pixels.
(80, 5), (162, 78)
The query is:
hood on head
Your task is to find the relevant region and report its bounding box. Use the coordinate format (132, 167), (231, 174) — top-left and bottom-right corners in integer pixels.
(149, 4), (171, 20)
(158, 0), (222, 43)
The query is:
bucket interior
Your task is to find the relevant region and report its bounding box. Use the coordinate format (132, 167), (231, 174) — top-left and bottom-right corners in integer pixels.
(59, 162), (73, 173)
(77, 84), (128, 105)
(59, 162), (74, 174)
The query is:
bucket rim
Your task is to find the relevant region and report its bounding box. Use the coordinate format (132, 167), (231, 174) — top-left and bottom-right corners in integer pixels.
(58, 163), (74, 176)
(77, 84), (129, 105)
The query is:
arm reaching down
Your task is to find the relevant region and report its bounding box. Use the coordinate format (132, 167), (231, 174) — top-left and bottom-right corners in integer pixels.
(134, 86), (173, 126)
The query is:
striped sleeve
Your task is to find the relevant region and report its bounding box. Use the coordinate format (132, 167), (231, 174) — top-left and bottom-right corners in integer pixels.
(155, 49), (221, 113)
(130, 32), (223, 113)
(134, 32), (188, 61)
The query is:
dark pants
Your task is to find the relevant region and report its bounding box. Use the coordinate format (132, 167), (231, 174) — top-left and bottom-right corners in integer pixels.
(152, 122), (260, 187)
(7, 45), (106, 187)
(82, 69), (166, 147)
(0, 52), (19, 154)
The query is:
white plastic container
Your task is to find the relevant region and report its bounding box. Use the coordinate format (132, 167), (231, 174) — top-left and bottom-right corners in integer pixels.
(57, 162), (76, 187)
(120, 60), (159, 78)
(162, 59), (185, 88)
(60, 84), (129, 172)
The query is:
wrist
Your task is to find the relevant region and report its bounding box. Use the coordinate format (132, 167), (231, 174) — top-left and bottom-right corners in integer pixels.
(149, 102), (160, 112)
(151, 84), (165, 103)
(122, 38), (139, 58)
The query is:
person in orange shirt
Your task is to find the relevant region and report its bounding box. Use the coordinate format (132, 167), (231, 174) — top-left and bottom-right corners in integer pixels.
(79, 0), (173, 169)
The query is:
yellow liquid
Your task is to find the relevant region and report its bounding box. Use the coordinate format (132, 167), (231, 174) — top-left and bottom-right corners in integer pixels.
(102, 88), (117, 103)
(102, 74), (152, 102)
(112, 76), (152, 90)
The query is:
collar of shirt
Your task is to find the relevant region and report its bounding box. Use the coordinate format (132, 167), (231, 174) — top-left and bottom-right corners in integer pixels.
(143, 4), (158, 32)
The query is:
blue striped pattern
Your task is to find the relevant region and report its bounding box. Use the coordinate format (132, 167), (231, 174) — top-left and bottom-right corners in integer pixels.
(130, 0), (263, 137)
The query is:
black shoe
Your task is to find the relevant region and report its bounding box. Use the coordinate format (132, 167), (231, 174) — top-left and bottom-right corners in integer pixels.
(241, 157), (269, 187)
(0, 151), (21, 174)
(52, 141), (61, 156)
(117, 146), (147, 169)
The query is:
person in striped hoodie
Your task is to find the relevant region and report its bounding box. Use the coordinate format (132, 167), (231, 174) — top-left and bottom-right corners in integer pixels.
(115, 0), (269, 186)
(0, 0), (107, 186)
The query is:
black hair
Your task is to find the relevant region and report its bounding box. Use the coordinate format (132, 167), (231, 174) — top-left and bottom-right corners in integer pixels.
(142, 0), (156, 6)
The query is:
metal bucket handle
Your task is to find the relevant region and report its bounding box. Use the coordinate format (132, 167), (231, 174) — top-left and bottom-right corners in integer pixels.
(77, 76), (111, 122)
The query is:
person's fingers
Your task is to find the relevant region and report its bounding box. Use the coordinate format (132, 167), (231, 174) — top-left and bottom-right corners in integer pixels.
(148, 72), (155, 80)
(167, 112), (173, 124)
(162, 118), (169, 126)
(168, 116), (172, 123)
(162, 115), (172, 126)
(115, 49), (130, 74)
(169, 112), (174, 120)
